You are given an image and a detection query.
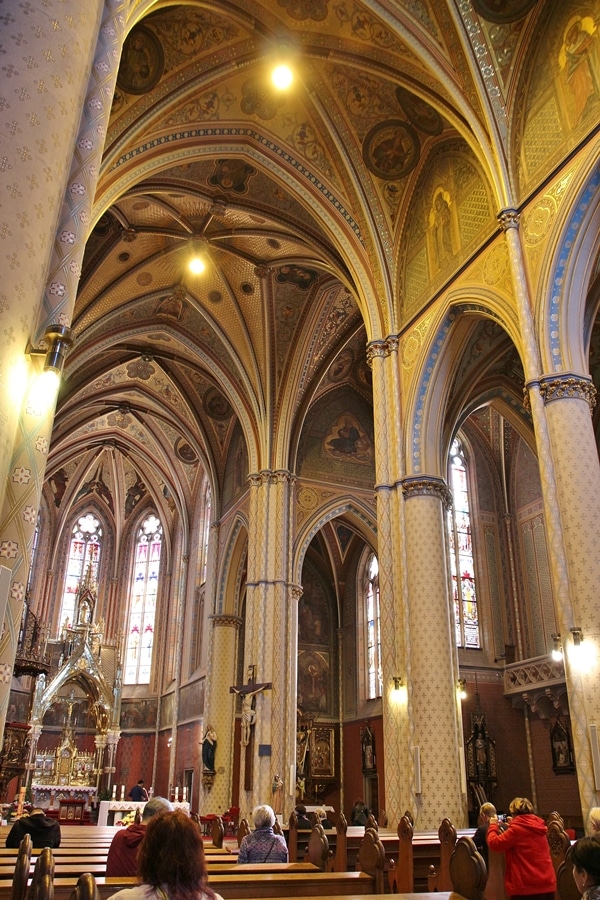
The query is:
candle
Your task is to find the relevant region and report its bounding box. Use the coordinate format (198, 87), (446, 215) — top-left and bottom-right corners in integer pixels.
(121, 785), (125, 800)
(182, 787), (187, 802)
(174, 786), (179, 801)
(112, 785), (116, 800)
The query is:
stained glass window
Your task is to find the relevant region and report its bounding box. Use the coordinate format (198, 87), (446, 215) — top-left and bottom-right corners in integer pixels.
(365, 553), (382, 698)
(124, 514), (162, 684)
(448, 438), (480, 648)
(59, 513), (102, 632)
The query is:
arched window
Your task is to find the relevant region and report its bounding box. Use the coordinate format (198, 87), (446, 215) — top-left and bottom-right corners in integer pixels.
(59, 513), (102, 632)
(124, 513), (163, 684)
(201, 484), (211, 584)
(447, 438), (480, 648)
(365, 552), (382, 699)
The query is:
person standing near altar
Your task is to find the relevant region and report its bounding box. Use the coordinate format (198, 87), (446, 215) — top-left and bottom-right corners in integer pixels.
(129, 780), (148, 802)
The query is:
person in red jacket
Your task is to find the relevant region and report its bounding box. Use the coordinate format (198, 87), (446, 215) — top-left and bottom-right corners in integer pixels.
(486, 797), (556, 900)
(106, 796), (172, 876)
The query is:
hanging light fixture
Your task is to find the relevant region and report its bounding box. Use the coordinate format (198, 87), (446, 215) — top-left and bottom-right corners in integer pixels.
(551, 634), (563, 662)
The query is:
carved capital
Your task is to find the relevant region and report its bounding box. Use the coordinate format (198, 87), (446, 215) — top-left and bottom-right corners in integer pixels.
(366, 340), (389, 366)
(402, 475), (452, 509)
(210, 614), (243, 630)
(539, 373), (597, 410)
(498, 208), (520, 231)
(291, 584), (303, 602)
(386, 334), (400, 354)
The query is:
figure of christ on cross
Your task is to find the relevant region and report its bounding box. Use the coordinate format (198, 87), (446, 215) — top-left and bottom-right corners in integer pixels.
(230, 665), (272, 789)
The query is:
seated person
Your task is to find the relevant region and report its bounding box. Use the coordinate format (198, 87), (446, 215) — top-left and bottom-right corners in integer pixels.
(314, 807), (333, 830)
(472, 802), (497, 866)
(238, 804), (288, 863)
(350, 799), (368, 826)
(293, 804), (312, 829)
(106, 796), (173, 876)
(6, 807), (61, 848)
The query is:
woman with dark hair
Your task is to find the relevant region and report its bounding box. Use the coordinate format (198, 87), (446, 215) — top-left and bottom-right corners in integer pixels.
(109, 810), (223, 900)
(572, 836), (600, 900)
(486, 797), (556, 900)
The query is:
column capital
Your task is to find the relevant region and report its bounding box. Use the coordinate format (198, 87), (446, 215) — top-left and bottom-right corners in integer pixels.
(366, 339), (389, 365)
(248, 469), (296, 486)
(290, 584), (303, 602)
(498, 208), (520, 230)
(210, 614), (243, 630)
(538, 373), (597, 411)
(402, 475), (452, 509)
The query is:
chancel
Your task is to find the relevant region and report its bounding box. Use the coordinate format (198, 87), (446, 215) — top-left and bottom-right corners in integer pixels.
(0, 0), (599, 837)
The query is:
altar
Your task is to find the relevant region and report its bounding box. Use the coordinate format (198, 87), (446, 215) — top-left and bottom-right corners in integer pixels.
(32, 784), (97, 811)
(98, 800), (190, 826)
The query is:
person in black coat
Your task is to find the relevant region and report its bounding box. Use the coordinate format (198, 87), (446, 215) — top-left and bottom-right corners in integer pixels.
(294, 804), (312, 829)
(6, 808), (61, 848)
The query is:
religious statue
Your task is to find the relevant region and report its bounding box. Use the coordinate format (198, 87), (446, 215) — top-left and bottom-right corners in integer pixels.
(272, 773), (283, 814)
(202, 724), (217, 772)
(230, 666), (272, 748)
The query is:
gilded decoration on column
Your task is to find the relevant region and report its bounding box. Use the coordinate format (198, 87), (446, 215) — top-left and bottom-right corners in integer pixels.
(497, 208), (520, 230)
(402, 475), (453, 510)
(539, 373), (597, 410)
(366, 339), (389, 367)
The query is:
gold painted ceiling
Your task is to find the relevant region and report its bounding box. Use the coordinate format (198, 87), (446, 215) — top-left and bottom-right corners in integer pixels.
(48, 0), (576, 523)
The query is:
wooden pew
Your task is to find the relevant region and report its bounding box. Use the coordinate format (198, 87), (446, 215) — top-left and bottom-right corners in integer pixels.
(304, 825), (329, 870)
(211, 816), (224, 849)
(548, 819), (571, 874)
(388, 812), (414, 892)
(428, 817), (457, 891)
(557, 846), (582, 900)
(450, 836), (487, 900)
(236, 818), (250, 847)
(68, 873), (99, 900)
(327, 813), (347, 872)
(357, 828), (385, 894)
(0, 870), (376, 900)
(10, 835), (31, 900)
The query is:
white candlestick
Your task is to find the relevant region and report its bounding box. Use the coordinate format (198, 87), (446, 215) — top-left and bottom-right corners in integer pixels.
(174, 786), (179, 801)
(112, 785), (116, 800)
(182, 787), (186, 801)
(121, 784), (125, 800)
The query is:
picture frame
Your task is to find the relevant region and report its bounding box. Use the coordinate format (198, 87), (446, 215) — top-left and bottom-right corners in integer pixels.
(550, 719), (575, 775)
(310, 725), (335, 779)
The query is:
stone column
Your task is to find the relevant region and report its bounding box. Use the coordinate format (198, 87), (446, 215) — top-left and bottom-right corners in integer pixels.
(201, 614), (242, 810)
(368, 338), (415, 824)
(104, 728), (120, 793)
(500, 210), (598, 816)
(539, 373), (600, 814)
(401, 477), (467, 828)
(242, 470), (296, 819)
(0, 0), (126, 735)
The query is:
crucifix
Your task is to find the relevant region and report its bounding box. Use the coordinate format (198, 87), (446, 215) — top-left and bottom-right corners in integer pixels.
(230, 665), (272, 790)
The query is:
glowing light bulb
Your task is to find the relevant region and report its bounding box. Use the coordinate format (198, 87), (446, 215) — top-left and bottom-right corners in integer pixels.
(189, 255), (205, 275)
(272, 64), (293, 90)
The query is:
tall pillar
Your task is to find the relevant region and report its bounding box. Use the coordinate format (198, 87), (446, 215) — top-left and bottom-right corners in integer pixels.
(0, 0), (126, 735)
(402, 477), (466, 828)
(368, 338), (415, 823)
(539, 373), (600, 817)
(499, 210), (598, 815)
(242, 470), (296, 819)
(201, 614), (241, 811)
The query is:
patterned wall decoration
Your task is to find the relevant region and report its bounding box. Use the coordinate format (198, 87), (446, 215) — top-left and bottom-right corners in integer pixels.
(401, 142), (496, 321)
(518, 2), (600, 193)
(179, 679), (205, 721)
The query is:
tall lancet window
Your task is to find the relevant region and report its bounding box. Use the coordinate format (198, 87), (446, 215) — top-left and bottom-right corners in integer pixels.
(124, 513), (163, 684)
(365, 552), (382, 699)
(448, 438), (480, 648)
(59, 513), (102, 632)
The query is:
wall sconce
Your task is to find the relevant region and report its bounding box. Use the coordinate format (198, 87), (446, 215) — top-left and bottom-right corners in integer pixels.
(392, 676), (403, 692)
(570, 627), (584, 647)
(551, 634), (563, 661)
(43, 324), (72, 374)
(458, 678), (467, 700)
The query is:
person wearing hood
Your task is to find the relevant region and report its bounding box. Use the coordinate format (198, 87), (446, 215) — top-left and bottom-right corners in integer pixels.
(106, 797), (173, 876)
(486, 796), (556, 900)
(6, 808), (61, 848)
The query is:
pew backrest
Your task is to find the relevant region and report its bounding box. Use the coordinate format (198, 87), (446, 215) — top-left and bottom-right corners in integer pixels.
(449, 836), (486, 900)
(365, 814), (378, 832)
(305, 824), (329, 870)
(237, 818), (250, 847)
(357, 828), (385, 894)
(211, 816), (224, 849)
(288, 811), (298, 863)
(557, 847), (582, 900)
(68, 874), (99, 900)
(11, 836), (32, 900)
(548, 820), (570, 874)
(328, 811), (347, 872)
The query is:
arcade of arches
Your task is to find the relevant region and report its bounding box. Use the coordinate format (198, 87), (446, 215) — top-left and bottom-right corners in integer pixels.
(1, 0), (600, 833)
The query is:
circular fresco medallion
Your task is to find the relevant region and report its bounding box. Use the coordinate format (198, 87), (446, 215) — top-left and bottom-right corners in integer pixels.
(117, 26), (164, 95)
(395, 87), (444, 135)
(472, 0), (538, 24)
(203, 387), (232, 420)
(363, 120), (420, 181)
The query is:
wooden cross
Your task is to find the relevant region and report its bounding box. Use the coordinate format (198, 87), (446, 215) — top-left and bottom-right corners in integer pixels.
(230, 665), (272, 789)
